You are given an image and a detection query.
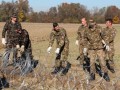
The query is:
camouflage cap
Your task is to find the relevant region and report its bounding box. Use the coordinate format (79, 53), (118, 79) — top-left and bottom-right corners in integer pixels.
(88, 19), (96, 29)
(89, 19), (96, 25)
(53, 22), (58, 28)
(11, 13), (17, 18)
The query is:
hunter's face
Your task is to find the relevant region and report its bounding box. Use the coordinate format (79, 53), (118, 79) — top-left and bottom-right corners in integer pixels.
(106, 21), (112, 27)
(54, 25), (59, 31)
(81, 18), (86, 25)
(11, 17), (17, 22)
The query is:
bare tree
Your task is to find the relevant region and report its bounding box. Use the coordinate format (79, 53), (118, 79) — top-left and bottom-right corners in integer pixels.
(105, 5), (120, 23)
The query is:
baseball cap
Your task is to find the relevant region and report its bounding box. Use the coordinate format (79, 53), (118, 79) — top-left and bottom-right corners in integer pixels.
(53, 22), (58, 28)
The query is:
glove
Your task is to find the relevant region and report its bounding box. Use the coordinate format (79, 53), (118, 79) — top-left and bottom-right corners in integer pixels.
(55, 48), (60, 54)
(106, 45), (111, 51)
(75, 40), (79, 45)
(2, 38), (6, 45)
(47, 47), (52, 53)
(20, 45), (25, 52)
(16, 45), (20, 49)
(102, 40), (106, 47)
(83, 48), (87, 55)
(102, 40), (111, 51)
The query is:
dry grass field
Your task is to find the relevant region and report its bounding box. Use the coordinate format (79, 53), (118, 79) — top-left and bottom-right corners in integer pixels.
(0, 22), (120, 90)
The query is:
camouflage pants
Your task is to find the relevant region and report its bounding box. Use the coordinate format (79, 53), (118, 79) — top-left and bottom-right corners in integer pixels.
(78, 44), (84, 65)
(105, 46), (115, 69)
(2, 47), (17, 68)
(55, 42), (69, 68)
(88, 49), (107, 74)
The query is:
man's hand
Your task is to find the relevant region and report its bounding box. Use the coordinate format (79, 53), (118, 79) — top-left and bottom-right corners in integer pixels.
(106, 45), (111, 51)
(75, 40), (79, 45)
(16, 45), (20, 49)
(55, 48), (60, 54)
(2, 38), (6, 45)
(102, 40), (106, 47)
(20, 45), (25, 52)
(101, 40), (111, 51)
(47, 47), (52, 53)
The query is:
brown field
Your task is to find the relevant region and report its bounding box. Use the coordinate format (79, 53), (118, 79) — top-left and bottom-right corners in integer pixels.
(0, 23), (120, 90)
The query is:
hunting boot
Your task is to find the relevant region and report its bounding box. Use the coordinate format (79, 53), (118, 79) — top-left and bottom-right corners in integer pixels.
(51, 67), (61, 74)
(106, 60), (115, 73)
(0, 77), (9, 88)
(83, 56), (90, 72)
(89, 73), (95, 81)
(31, 59), (38, 68)
(109, 68), (115, 73)
(61, 61), (71, 76)
(103, 72), (110, 82)
(97, 70), (103, 77)
(95, 63), (101, 74)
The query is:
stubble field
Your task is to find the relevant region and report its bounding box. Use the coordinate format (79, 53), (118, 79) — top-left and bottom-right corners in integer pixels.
(0, 23), (120, 90)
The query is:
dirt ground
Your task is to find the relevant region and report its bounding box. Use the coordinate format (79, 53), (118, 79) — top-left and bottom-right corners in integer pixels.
(0, 23), (120, 90)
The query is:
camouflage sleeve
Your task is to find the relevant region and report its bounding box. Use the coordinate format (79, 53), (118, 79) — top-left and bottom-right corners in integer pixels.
(100, 27), (104, 38)
(84, 29), (89, 48)
(20, 29), (31, 50)
(23, 30), (30, 47)
(49, 31), (55, 47)
(76, 26), (81, 40)
(26, 40), (32, 55)
(99, 27), (105, 40)
(2, 22), (9, 38)
(58, 29), (66, 48)
(108, 28), (116, 43)
(102, 28), (116, 45)
(16, 33), (20, 45)
(101, 28), (107, 42)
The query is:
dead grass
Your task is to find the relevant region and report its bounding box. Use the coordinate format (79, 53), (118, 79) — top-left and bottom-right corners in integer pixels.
(0, 22), (120, 90)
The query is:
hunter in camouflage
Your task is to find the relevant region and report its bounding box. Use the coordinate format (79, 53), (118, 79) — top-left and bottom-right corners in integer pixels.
(13, 29), (38, 75)
(16, 29), (33, 59)
(102, 18), (116, 73)
(2, 13), (22, 68)
(75, 18), (88, 67)
(84, 20), (110, 82)
(47, 23), (71, 75)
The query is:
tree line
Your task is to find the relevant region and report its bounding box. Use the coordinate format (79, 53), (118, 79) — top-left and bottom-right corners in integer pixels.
(0, 0), (120, 23)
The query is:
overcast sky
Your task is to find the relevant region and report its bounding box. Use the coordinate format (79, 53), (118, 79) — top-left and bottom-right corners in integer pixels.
(1, 0), (120, 12)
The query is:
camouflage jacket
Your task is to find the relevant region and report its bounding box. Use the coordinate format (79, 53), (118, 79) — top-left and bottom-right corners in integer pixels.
(102, 27), (116, 47)
(2, 20), (22, 46)
(17, 29), (31, 50)
(76, 25), (88, 45)
(84, 26), (104, 50)
(49, 27), (69, 48)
